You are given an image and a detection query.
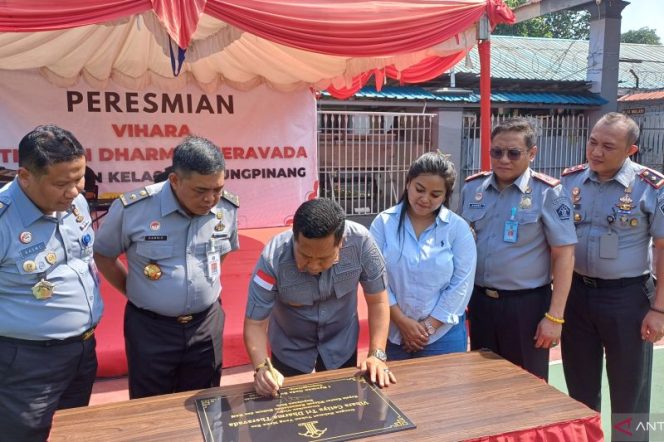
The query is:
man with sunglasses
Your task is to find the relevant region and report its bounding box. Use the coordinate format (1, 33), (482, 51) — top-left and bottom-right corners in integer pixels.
(459, 117), (576, 381)
(560, 112), (664, 437)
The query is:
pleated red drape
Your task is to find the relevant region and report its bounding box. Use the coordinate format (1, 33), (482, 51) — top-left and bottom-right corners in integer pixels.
(0, 0), (514, 97)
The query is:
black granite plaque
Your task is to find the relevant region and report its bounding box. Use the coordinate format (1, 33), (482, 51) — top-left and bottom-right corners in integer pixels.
(195, 376), (415, 442)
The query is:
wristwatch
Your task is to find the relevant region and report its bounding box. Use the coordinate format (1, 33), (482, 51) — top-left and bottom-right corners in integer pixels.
(422, 318), (437, 336)
(368, 348), (387, 362)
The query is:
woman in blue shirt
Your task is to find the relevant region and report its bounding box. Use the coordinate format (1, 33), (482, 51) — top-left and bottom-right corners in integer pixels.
(370, 152), (477, 359)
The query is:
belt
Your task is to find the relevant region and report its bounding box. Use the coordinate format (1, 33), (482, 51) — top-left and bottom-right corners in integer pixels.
(573, 272), (650, 288)
(475, 284), (549, 299)
(0, 326), (96, 347)
(128, 301), (215, 324)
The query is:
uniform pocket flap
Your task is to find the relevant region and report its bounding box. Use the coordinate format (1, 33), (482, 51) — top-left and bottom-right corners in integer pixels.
(136, 243), (173, 260)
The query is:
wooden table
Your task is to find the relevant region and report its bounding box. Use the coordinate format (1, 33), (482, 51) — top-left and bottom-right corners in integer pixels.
(50, 351), (602, 441)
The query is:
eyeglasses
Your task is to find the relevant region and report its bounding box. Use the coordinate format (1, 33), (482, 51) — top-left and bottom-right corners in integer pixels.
(489, 148), (526, 161)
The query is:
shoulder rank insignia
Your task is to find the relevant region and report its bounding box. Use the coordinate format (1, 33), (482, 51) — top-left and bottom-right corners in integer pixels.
(562, 164), (588, 176)
(639, 168), (664, 189)
(464, 171), (492, 182)
(0, 197), (10, 217)
(532, 171), (560, 187)
(120, 187), (151, 207)
(222, 190), (240, 207)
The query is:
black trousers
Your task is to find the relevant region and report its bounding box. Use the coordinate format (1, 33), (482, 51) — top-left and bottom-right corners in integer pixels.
(468, 285), (552, 380)
(271, 351), (357, 377)
(124, 301), (224, 399)
(561, 276), (652, 425)
(0, 336), (97, 442)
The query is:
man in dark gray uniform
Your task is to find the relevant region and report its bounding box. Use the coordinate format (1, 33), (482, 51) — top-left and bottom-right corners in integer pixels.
(94, 136), (239, 399)
(460, 117), (577, 381)
(561, 113), (664, 436)
(244, 198), (395, 397)
(0, 125), (103, 441)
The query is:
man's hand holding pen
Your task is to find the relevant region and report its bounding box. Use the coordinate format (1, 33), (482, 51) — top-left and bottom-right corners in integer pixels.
(254, 357), (284, 397)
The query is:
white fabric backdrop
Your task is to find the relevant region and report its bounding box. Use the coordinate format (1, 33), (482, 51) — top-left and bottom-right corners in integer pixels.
(0, 69), (317, 229)
(0, 12), (476, 94)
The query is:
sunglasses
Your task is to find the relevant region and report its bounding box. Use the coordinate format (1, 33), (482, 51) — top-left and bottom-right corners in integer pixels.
(489, 148), (526, 161)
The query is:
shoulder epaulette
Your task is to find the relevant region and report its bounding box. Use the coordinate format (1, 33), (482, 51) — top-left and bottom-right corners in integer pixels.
(119, 187), (151, 207)
(222, 190), (240, 207)
(561, 164), (588, 176)
(639, 168), (664, 189)
(532, 171), (560, 187)
(464, 171), (492, 182)
(0, 197), (10, 217)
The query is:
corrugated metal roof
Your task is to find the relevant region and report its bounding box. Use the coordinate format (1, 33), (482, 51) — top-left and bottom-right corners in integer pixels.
(454, 36), (664, 90)
(322, 86), (607, 105)
(619, 90), (664, 101)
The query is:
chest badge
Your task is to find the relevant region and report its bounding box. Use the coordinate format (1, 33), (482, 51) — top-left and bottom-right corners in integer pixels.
(81, 234), (92, 247)
(23, 260), (37, 272)
(144, 263), (163, 281)
(32, 279), (55, 300)
(150, 221), (160, 231)
(45, 252), (57, 265)
(616, 186), (634, 213)
(19, 231), (32, 244)
(519, 195), (532, 209)
(474, 192), (483, 202)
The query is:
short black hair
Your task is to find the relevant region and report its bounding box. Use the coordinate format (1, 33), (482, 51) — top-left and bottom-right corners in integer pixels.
(18, 125), (85, 175)
(597, 112), (640, 146)
(293, 199), (346, 245)
(491, 117), (538, 149)
(172, 136), (225, 176)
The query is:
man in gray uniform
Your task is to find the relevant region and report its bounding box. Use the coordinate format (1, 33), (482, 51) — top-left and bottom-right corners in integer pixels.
(561, 113), (664, 435)
(460, 117), (576, 380)
(94, 136), (239, 399)
(0, 125), (103, 441)
(244, 198), (395, 397)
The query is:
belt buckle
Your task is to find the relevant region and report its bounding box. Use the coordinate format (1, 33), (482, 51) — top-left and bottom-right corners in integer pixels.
(177, 315), (193, 324)
(485, 289), (499, 299)
(582, 276), (598, 288)
(82, 328), (95, 340)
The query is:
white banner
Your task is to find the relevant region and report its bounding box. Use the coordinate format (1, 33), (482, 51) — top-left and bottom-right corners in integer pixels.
(0, 70), (318, 229)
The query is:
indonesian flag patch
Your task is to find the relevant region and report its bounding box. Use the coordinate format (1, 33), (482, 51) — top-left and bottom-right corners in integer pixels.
(253, 269), (276, 290)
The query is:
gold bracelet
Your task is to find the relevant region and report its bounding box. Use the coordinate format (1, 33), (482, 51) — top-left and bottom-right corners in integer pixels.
(254, 360), (268, 373)
(544, 312), (565, 325)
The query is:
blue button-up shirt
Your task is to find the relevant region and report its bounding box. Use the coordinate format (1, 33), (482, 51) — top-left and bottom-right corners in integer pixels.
(460, 168), (578, 290)
(93, 181), (239, 316)
(0, 179), (103, 340)
(245, 221), (387, 373)
(561, 159), (664, 278)
(370, 203), (476, 345)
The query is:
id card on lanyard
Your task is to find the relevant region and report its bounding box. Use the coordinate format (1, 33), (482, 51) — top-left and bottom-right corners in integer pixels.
(504, 207), (518, 243)
(206, 238), (221, 280)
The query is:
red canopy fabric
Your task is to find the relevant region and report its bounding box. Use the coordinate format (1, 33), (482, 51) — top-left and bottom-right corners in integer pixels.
(0, 1), (514, 97)
(0, 1), (513, 54)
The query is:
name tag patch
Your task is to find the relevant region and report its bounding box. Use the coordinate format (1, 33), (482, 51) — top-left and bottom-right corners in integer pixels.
(145, 235), (167, 241)
(20, 242), (46, 258)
